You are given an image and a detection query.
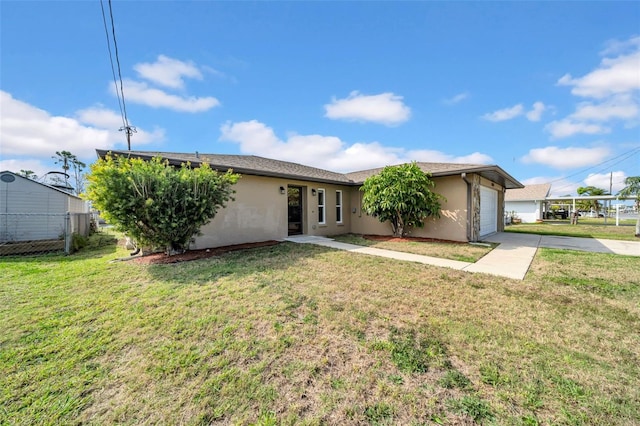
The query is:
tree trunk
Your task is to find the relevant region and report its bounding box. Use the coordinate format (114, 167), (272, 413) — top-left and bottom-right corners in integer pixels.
(635, 214), (640, 237)
(394, 212), (405, 237)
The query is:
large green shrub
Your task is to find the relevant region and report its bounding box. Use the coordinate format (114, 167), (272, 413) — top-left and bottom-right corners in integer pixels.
(360, 162), (444, 237)
(86, 154), (239, 254)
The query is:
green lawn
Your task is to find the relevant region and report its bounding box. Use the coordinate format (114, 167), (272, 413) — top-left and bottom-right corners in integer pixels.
(1, 231), (639, 425)
(506, 217), (639, 241)
(331, 234), (494, 262)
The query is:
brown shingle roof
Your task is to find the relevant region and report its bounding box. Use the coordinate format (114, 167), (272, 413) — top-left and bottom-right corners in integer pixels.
(98, 150), (352, 184)
(505, 183), (551, 201)
(96, 150), (523, 189)
(348, 162), (482, 182)
(347, 162), (523, 189)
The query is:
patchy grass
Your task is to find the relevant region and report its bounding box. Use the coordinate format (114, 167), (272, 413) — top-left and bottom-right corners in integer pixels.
(332, 233), (493, 262)
(1, 233), (639, 424)
(506, 218), (639, 241)
(532, 248), (640, 297)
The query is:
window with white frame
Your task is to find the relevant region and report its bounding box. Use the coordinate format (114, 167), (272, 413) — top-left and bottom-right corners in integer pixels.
(336, 190), (343, 223)
(317, 188), (326, 224)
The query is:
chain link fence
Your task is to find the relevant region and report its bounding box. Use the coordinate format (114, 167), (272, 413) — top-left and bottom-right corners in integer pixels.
(0, 212), (93, 256)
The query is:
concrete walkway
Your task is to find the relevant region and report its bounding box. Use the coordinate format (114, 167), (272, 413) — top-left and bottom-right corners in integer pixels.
(284, 233), (640, 281)
(465, 233), (541, 279)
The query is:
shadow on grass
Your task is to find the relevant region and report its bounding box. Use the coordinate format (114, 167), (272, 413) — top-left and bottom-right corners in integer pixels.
(143, 242), (336, 285)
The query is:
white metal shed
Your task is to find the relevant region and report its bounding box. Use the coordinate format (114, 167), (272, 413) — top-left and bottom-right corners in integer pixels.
(0, 171), (88, 242)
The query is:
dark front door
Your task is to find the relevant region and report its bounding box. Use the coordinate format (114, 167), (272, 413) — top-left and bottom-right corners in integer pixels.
(288, 186), (303, 235)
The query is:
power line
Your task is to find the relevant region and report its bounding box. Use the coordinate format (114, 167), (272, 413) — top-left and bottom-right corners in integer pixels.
(100, 0), (135, 150)
(547, 147), (640, 194)
(546, 146), (640, 185)
(99, 0), (124, 128)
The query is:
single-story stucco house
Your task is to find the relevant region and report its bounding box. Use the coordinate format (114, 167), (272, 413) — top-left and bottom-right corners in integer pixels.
(96, 150), (523, 247)
(505, 183), (551, 223)
(0, 170), (89, 243)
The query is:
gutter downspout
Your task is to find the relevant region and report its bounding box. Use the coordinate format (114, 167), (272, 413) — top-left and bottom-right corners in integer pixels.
(461, 172), (472, 241)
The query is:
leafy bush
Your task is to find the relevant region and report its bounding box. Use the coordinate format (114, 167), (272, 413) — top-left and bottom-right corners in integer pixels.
(70, 233), (88, 253)
(86, 154), (239, 254)
(361, 162), (444, 237)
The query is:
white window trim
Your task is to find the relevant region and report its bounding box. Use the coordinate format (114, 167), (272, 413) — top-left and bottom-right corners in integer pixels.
(317, 188), (326, 225)
(336, 190), (343, 224)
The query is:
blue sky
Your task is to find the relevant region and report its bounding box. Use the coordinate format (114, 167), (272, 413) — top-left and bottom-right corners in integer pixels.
(1, 1), (639, 196)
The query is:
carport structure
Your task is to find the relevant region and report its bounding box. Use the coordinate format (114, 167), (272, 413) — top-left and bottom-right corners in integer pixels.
(545, 195), (638, 226)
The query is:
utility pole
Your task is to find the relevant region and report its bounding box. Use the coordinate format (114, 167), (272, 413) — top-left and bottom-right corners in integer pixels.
(605, 172), (613, 224)
(120, 125), (137, 151)
(609, 172), (613, 194)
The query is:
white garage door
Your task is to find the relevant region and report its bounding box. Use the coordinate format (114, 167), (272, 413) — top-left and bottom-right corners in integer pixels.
(480, 186), (498, 237)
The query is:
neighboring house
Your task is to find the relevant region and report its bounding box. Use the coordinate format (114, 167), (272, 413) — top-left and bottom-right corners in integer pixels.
(0, 171), (89, 242)
(96, 150), (523, 247)
(505, 183), (551, 223)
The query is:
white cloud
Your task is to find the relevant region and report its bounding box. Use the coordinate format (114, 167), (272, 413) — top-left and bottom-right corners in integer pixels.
(219, 119), (493, 172)
(483, 102), (546, 122)
(522, 170), (630, 197)
(109, 55), (220, 113)
(482, 104), (524, 122)
(1, 91), (110, 159)
(520, 176), (579, 197)
(583, 171), (627, 193)
(0, 91), (164, 172)
(526, 101), (546, 122)
(600, 36), (640, 56)
(550, 36), (640, 140)
(0, 158), (52, 180)
(409, 149), (493, 164)
(75, 107), (165, 144)
(324, 91), (411, 126)
(134, 55), (203, 89)
(557, 50), (640, 99)
(115, 79), (220, 112)
(570, 95), (639, 122)
(521, 145), (610, 169)
(443, 92), (469, 105)
(521, 176), (553, 186)
(544, 119), (610, 139)
(549, 180), (582, 197)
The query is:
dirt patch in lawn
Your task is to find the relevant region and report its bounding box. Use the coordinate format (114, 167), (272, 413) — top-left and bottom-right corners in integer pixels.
(128, 240), (281, 265)
(363, 235), (467, 244)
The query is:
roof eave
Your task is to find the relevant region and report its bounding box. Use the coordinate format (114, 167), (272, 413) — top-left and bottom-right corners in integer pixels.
(436, 165), (523, 190)
(96, 150), (523, 189)
(96, 149), (354, 186)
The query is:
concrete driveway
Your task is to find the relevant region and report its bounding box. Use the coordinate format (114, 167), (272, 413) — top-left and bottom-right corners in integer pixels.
(484, 232), (640, 256)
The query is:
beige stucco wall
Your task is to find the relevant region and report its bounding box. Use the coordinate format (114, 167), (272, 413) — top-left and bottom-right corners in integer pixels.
(349, 175), (470, 242)
(192, 171), (505, 248)
(193, 174), (352, 249)
(304, 183), (351, 237)
(423, 176), (469, 241)
(194, 175), (289, 248)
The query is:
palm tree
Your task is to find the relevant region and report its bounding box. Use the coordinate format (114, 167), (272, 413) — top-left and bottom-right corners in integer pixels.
(52, 151), (86, 196)
(617, 176), (640, 237)
(576, 186), (608, 216)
